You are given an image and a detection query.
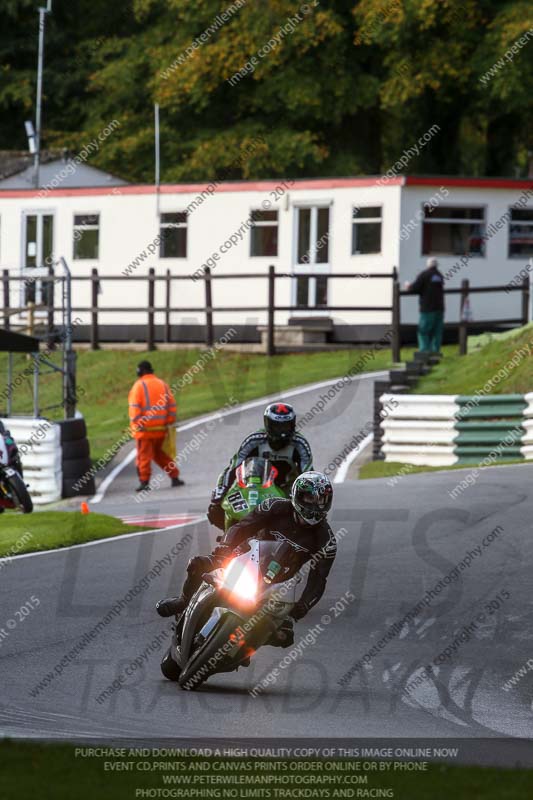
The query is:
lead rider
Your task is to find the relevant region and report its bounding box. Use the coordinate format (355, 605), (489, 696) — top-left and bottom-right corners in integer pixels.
(157, 472), (336, 646)
(208, 402), (313, 530)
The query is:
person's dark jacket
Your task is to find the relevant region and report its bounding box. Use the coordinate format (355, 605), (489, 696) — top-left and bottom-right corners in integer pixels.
(408, 266), (445, 312)
(221, 497), (337, 619)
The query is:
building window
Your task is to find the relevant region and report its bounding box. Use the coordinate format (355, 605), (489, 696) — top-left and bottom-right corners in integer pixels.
(509, 208), (533, 257)
(73, 214), (99, 259)
(160, 212), (187, 258)
(352, 206), (382, 254)
(250, 210), (278, 256)
(422, 206), (485, 256)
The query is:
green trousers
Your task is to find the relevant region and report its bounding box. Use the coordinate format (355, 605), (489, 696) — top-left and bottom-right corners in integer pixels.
(418, 311), (444, 353)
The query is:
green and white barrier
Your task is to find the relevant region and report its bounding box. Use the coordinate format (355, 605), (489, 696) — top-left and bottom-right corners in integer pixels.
(380, 393), (528, 466)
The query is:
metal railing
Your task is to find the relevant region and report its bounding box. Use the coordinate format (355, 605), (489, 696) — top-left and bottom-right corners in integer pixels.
(1, 259), (77, 418)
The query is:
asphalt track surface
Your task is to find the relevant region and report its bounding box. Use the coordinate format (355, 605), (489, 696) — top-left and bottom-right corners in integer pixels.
(3, 369), (533, 759)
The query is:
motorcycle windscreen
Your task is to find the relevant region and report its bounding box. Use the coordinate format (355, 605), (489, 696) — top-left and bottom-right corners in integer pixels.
(236, 458), (278, 489)
(229, 537), (302, 600)
(258, 539), (301, 604)
(218, 542), (261, 606)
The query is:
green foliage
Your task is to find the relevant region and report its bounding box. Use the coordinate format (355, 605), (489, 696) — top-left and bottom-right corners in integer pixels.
(1, 0), (532, 181)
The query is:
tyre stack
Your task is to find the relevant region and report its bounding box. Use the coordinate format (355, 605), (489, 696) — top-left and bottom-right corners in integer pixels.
(57, 418), (95, 497)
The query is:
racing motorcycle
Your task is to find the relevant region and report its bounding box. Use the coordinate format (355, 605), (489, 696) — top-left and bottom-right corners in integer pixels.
(0, 424), (33, 514)
(160, 533), (305, 690)
(221, 457), (286, 530)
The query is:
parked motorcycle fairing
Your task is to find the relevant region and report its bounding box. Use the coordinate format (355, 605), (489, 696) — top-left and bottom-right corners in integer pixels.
(0, 431), (33, 514)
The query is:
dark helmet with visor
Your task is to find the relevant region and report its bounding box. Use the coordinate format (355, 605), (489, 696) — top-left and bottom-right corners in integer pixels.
(264, 402), (296, 449)
(291, 471), (333, 525)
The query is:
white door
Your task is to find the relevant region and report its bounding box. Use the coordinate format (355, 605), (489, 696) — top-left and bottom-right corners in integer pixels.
(21, 211), (55, 306)
(293, 206), (330, 310)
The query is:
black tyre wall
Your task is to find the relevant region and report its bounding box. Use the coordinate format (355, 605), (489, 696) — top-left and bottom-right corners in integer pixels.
(62, 474), (96, 498)
(57, 418), (87, 443)
(59, 417), (94, 497)
(61, 439), (90, 460)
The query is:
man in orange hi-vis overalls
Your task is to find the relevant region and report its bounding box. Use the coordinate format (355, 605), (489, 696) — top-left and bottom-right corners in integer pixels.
(128, 361), (184, 492)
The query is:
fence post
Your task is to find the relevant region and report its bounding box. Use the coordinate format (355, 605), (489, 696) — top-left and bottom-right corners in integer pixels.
(267, 264), (276, 357)
(204, 267), (214, 348)
(27, 302), (35, 336)
(458, 278), (469, 356)
(90, 268), (99, 350)
(147, 268), (155, 351)
(32, 353), (39, 418)
(521, 274), (530, 326)
(7, 353), (13, 416)
(65, 350), (77, 419)
(46, 263), (55, 349)
(165, 269), (171, 343)
(3, 269), (10, 331)
(391, 267), (401, 363)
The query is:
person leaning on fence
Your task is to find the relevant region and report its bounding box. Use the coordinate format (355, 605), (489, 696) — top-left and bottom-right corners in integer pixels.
(404, 257), (445, 354)
(128, 360), (184, 492)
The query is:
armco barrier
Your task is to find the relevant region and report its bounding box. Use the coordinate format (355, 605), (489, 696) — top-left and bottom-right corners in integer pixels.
(1, 417), (62, 504)
(520, 392), (533, 460)
(380, 393), (528, 466)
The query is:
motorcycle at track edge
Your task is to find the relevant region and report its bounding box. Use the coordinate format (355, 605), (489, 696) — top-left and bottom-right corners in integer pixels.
(0, 427), (33, 514)
(160, 533), (305, 690)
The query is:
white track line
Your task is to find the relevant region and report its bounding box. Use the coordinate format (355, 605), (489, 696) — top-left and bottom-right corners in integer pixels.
(91, 369), (388, 503)
(5, 516), (205, 562)
(333, 433), (374, 484)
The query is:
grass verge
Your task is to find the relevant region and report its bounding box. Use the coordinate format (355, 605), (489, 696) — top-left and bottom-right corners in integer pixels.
(414, 325), (533, 395)
(363, 325), (533, 480)
(0, 511), (146, 558)
(1, 742), (533, 800)
(359, 458), (530, 481)
(1, 346), (404, 463)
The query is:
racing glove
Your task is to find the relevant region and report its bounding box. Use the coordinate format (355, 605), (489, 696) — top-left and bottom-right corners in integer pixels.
(207, 502), (225, 529)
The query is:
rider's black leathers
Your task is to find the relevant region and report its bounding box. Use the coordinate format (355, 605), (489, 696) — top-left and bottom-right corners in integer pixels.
(181, 497), (337, 620)
(212, 429), (313, 502)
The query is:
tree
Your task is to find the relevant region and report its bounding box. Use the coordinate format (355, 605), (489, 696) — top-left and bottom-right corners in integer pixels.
(0, 0), (531, 181)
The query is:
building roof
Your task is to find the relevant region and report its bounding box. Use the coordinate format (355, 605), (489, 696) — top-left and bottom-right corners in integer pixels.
(0, 150), (128, 190)
(0, 174), (531, 198)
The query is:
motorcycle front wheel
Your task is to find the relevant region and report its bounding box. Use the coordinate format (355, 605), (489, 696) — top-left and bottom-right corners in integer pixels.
(178, 612), (244, 691)
(160, 648), (181, 682)
(4, 472), (33, 514)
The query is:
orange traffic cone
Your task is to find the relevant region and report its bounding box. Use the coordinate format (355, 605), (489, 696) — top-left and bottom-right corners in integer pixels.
(81, 502), (90, 515)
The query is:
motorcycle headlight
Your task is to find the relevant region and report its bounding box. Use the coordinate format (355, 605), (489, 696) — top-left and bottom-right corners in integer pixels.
(223, 560), (257, 602)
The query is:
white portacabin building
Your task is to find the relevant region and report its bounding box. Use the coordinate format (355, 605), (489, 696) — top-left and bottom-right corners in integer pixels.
(0, 167), (532, 343)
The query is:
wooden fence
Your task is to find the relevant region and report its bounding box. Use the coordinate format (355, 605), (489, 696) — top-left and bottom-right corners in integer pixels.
(2, 266), (530, 359)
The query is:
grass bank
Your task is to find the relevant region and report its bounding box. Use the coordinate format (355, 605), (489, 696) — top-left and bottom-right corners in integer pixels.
(2, 346), (402, 464)
(0, 511), (146, 558)
(413, 325), (533, 395)
(359, 458), (529, 481)
(362, 325), (533, 480)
